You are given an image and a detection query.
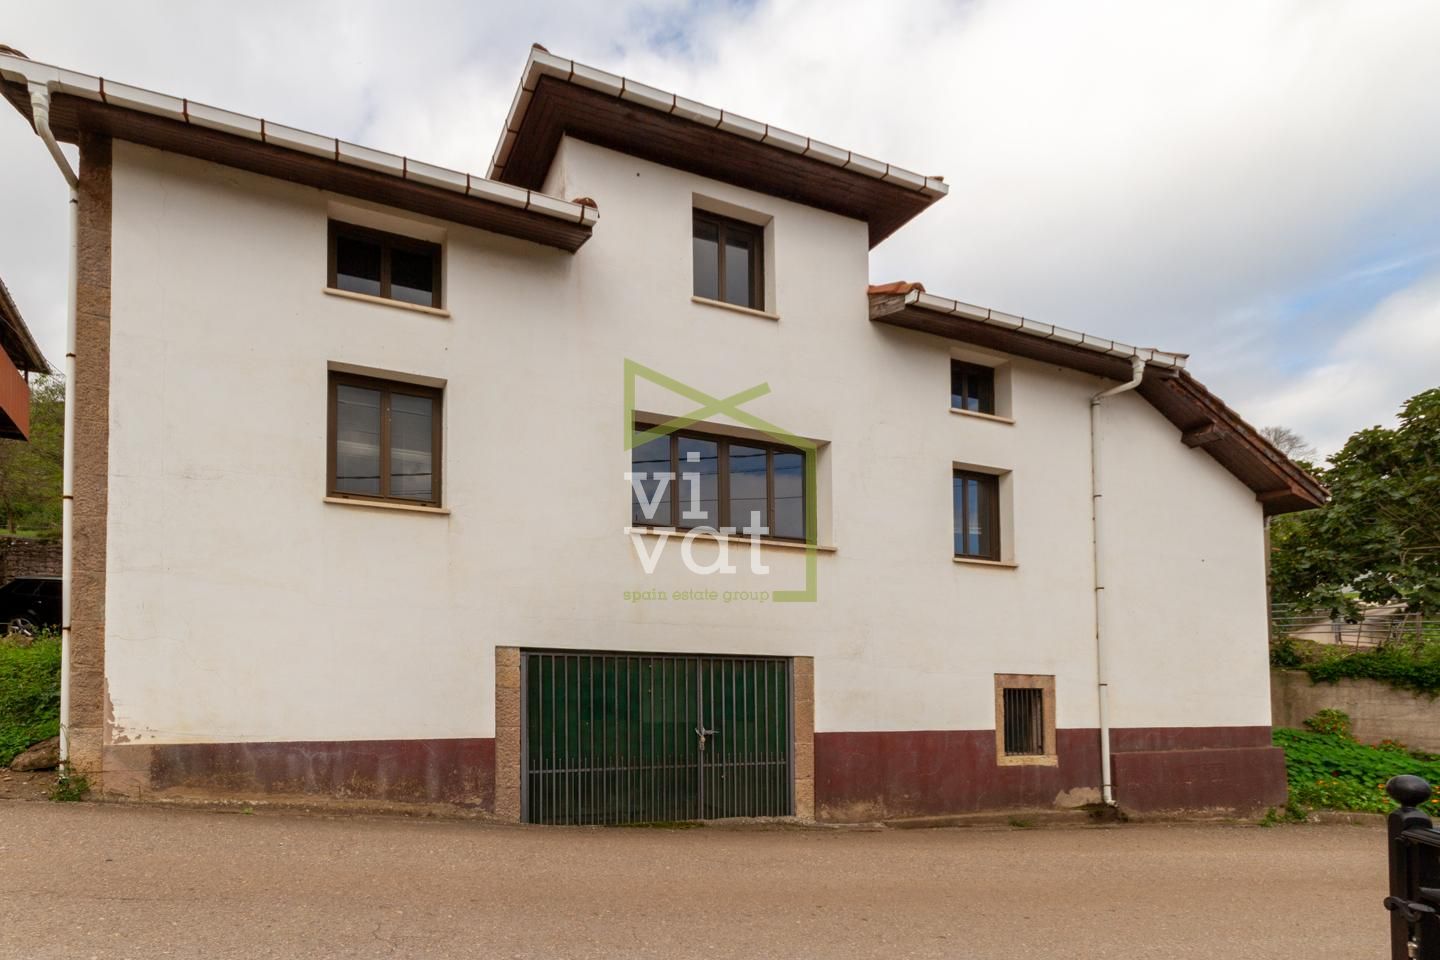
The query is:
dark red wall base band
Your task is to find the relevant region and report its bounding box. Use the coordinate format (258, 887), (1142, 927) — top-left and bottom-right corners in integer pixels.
(816, 725), (1284, 820)
(103, 725), (1284, 819)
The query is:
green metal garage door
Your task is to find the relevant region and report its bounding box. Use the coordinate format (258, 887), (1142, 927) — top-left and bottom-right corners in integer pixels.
(521, 651), (793, 825)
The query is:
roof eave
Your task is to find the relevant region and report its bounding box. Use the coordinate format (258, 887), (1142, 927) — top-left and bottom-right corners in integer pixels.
(0, 52), (599, 253)
(869, 290), (1327, 516)
(491, 48), (948, 248)
(0, 275), (51, 375)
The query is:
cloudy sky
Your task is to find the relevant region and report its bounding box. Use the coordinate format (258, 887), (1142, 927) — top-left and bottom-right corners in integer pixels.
(3, 0), (1438, 458)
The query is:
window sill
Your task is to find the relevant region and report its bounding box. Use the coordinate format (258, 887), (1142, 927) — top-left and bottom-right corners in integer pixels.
(625, 526), (835, 553)
(323, 287), (450, 318)
(953, 556), (1018, 569)
(950, 407), (1014, 425)
(997, 754), (1058, 767)
(325, 496), (450, 516)
(690, 295), (779, 322)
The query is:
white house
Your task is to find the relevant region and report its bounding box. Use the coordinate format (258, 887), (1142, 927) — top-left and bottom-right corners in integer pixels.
(0, 44), (1324, 822)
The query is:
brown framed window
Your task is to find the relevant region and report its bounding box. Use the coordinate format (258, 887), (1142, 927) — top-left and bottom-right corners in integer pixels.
(951, 360), (995, 414)
(630, 427), (806, 540)
(328, 220), (442, 308)
(953, 470), (1000, 560)
(994, 674), (1056, 765)
(692, 210), (764, 310)
(328, 371), (442, 506)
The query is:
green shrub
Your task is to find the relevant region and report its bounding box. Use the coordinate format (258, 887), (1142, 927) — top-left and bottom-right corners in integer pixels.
(1275, 727), (1440, 815)
(0, 630), (61, 766)
(1302, 643), (1440, 696)
(1303, 708), (1353, 738)
(1270, 637), (1304, 668)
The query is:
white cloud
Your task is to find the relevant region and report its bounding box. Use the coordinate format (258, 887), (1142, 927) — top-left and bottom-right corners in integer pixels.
(1243, 267), (1440, 457)
(2, 0), (1438, 454)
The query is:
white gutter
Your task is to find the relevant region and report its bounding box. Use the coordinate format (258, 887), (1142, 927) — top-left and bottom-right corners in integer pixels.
(1089, 355), (1146, 806)
(491, 47), (950, 200)
(0, 51), (598, 229)
(28, 80), (78, 767)
(900, 289), (1189, 370)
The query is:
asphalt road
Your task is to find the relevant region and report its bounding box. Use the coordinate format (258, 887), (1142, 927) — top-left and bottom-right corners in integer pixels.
(0, 801), (1385, 959)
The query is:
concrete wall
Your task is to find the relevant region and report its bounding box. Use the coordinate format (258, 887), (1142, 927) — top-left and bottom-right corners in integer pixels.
(95, 135), (1278, 812)
(1273, 669), (1440, 752)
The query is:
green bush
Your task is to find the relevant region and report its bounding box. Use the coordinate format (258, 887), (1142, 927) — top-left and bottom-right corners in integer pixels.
(1275, 727), (1440, 815)
(1301, 643), (1440, 696)
(0, 631), (61, 766)
(1270, 637), (1304, 668)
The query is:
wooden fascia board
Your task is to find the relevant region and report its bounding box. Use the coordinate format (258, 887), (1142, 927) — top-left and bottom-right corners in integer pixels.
(1, 80), (594, 253)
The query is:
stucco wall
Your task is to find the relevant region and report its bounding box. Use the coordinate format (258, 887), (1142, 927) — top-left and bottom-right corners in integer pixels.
(102, 135), (1273, 758)
(1272, 669), (1440, 752)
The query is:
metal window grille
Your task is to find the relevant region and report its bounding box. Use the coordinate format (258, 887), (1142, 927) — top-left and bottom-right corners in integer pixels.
(1002, 687), (1046, 756)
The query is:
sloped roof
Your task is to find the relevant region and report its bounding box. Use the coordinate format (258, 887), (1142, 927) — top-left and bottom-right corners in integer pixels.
(0, 49), (598, 252)
(0, 275), (50, 374)
(490, 47), (948, 247)
(869, 283), (1325, 516)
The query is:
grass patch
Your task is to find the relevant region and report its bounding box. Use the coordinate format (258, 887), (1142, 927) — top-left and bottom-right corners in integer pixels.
(1275, 726), (1440, 815)
(1259, 799), (1309, 827)
(0, 629), (61, 766)
(49, 772), (89, 802)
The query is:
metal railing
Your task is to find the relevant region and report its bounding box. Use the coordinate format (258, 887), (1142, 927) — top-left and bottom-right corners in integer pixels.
(1385, 776), (1440, 958)
(1273, 604), (1433, 650)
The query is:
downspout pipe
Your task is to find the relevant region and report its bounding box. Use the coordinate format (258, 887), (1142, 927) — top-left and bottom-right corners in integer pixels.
(1090, 355), (1145, 806)
(29, 82), (79, 767)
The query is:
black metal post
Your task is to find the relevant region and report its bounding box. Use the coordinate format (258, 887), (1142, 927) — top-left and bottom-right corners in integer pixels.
(1386, 775), (1440, 959)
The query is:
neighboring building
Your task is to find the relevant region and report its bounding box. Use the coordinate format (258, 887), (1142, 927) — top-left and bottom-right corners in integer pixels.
(0, 275), (51, 439)
(0, 45), (1324, 821)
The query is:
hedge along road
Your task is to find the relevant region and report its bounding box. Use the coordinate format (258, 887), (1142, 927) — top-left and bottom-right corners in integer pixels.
(0, 801), (1384, 960)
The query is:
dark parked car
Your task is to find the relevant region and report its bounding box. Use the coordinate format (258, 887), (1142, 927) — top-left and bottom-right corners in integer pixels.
(0, 576), (60, 635)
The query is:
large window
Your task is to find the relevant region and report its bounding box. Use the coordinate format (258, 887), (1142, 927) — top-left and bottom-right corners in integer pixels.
(328, 371), (442, 506)
(692, 210), (764, 310)
(951, 360), (995, 415)
(953, 470), (1000, 561)
(631, 428), (806, 540)
(328, 220), (442, 308)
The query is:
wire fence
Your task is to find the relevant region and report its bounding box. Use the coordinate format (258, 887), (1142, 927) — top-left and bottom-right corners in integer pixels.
(1271, 603), (1438, 650)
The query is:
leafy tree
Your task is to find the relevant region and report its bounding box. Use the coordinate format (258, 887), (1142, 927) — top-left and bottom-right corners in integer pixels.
(1270, 388), (1440, 615)
(0, 374), (63, 536)
(1260, 424), (1317, 463)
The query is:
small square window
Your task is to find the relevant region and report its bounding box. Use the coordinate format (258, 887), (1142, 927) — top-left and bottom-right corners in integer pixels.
(951, 360), (995, 414)
(328, 221), (441, 308)
(692, 210), (764, 310)
(328, 371), (442, 506)
(994, 674), (1056, 765)
(953, 470), (1000, 561)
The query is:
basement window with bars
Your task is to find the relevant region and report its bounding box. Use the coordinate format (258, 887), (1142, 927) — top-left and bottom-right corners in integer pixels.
(994, 674), (1056, 765)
